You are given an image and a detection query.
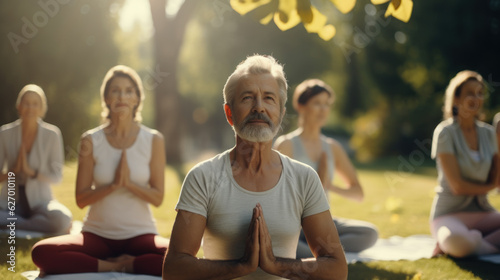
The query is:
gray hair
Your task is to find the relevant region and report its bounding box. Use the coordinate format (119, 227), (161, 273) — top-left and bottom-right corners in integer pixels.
(223, 55), (288, 113)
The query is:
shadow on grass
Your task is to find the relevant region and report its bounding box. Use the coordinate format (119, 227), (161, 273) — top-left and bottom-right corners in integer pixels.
(451, 257), (500, 280)
(348, 262), (413, 280)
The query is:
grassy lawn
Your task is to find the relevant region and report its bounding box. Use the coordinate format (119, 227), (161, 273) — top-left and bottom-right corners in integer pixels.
(1, 156), (499, 279)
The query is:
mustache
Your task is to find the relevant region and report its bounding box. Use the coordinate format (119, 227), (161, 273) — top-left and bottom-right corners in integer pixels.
(242, 112), (272, 127)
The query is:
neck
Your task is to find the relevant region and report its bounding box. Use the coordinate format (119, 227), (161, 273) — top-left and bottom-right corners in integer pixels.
(231, 136), (276, 172)
(109, 115), (135, 137)
(298, 121), (322, 140)
(456, 115), (475, 130)
(21, 118), (38, 132)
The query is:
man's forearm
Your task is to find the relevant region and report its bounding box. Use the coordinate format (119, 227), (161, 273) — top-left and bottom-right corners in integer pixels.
(163, 254), (252, 280)
(268, 256), (347, 280)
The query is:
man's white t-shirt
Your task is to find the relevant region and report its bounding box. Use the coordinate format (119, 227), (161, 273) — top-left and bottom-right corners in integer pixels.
(176, 150), (330, 280)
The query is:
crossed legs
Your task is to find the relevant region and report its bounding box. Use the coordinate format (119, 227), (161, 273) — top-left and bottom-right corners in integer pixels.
(431, 211), (500, 258)
(32, 232), (169, 276)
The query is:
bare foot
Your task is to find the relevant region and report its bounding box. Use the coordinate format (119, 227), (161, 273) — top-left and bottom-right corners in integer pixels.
(99, 255), (135, 273)
(107, 254), (135, 262)
(432, 243), (444, 257)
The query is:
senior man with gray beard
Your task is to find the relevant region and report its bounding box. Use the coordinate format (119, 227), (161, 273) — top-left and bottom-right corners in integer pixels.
(163, 55), (347, 280)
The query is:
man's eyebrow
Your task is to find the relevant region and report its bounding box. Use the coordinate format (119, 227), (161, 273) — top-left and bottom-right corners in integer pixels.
(264, 91), (278, 96)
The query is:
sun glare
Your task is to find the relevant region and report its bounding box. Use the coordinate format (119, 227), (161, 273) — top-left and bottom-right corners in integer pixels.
(119, 0), (185, 39)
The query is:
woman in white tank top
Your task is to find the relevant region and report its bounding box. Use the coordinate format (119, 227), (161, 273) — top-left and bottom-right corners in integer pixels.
(32, 65), (169, 276)
(275, 79), (378, 255)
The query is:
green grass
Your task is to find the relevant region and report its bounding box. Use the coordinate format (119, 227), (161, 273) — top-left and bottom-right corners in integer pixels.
(1, 157), (500, 279)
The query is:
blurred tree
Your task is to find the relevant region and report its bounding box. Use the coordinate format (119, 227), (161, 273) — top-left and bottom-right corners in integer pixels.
(149, 0), (197, 165)
(0, 0), (120, 159)
(349, 0), (500, 160)
(174, 0), (346, 155)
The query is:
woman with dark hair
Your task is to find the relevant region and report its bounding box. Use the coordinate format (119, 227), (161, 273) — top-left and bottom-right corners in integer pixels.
(430, 70), (500, 257)
(274, 79), (378, 256)
(0, 84), (72, 234)
(31, 65), (169, 276)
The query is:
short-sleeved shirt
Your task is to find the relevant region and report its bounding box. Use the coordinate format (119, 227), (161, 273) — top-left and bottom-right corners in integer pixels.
(176, 150), (330, 280)
(430, 118), (498, 220)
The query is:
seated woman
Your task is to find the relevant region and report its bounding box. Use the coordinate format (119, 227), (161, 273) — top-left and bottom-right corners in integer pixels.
(430, 70), (500, 258)
(32, 65), (169, 276)
(274, 79), (378, 256)
(0, 84), (72, 234)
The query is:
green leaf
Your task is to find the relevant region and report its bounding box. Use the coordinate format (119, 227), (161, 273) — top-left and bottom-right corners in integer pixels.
(230, 0), (273, 15)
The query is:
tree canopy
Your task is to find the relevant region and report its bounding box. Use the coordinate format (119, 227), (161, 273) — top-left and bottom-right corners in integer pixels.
(2, 0), (498, 163)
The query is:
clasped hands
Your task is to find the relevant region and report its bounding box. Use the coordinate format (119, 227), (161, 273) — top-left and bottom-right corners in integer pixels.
(111, 150), (132, 191)
(12, 145), (36, 179)
(240, 203), (279, 275)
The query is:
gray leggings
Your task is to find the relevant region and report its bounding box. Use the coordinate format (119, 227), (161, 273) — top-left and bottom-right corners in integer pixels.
(0, 200), (72, 234)
(296, 217), (379, 257)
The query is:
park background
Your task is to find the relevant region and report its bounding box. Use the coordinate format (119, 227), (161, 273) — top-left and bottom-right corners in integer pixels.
(1, 0), (500, 279)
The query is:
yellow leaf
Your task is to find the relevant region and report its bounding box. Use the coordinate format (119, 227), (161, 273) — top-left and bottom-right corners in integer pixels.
(371, 0), (390, 4)
(385, 0), (413, 22)
(318, 24), (336, 40)
(247, 0), (279, 25)
(273, 9), (301, 30)
(273, 0), (300, 31)
(302, 6), (327, 33)
(392, 0), (401, 9)
(278, 0), (297, 15)
(230, 0), (273, 15)
(330, 0), (356, 14)
(259, 13), (274, 24)
(297, 0), (312, 23)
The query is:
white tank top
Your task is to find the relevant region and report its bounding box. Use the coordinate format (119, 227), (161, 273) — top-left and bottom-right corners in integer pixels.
(82, 125), (158, 239)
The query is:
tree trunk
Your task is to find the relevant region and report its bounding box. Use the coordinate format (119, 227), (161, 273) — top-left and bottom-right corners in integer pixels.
(149, 0), (196, 165)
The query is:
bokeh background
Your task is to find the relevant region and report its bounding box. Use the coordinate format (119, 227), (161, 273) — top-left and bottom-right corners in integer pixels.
(2, 0), (499, 166)
(2, 2), (500, 279)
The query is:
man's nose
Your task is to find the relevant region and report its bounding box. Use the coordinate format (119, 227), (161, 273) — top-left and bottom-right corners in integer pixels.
(252, 97), (265, 113)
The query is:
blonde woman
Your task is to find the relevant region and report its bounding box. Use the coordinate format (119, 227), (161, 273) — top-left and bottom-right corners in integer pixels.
(430, 70), (500, 257)
(0, 84), (71, 234)
(32, 65), (168, 276)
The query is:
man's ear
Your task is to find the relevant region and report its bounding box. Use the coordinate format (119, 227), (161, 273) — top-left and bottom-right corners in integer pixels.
(224, 104), (234, 126)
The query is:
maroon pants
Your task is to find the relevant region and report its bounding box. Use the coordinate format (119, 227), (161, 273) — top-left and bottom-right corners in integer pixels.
(31, 232), (169, 276)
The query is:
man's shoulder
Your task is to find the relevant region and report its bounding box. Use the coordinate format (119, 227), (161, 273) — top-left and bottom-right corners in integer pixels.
(186, 150), (229, 179)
